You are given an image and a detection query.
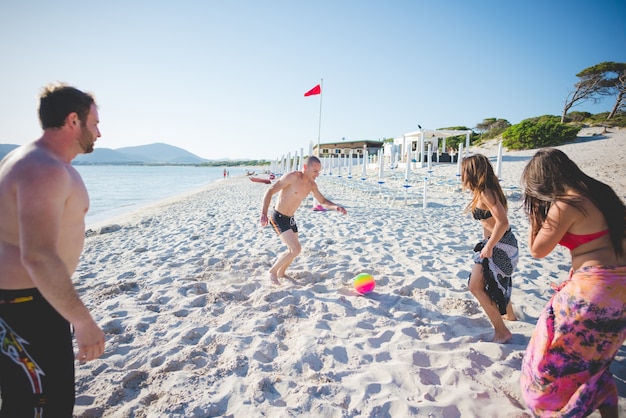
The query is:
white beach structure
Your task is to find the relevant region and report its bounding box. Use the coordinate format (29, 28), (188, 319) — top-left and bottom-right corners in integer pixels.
(394, 128), (472, 168)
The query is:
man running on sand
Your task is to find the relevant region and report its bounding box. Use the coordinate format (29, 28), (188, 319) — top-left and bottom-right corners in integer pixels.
(260, 156), (347, 285)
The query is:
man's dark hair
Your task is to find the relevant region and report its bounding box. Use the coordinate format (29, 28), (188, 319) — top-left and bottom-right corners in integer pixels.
(38, 84), (96, 129)
(306, 156), (321, 165)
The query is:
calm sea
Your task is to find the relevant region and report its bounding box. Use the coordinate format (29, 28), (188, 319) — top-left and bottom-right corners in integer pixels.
(75, 165), (233, 226)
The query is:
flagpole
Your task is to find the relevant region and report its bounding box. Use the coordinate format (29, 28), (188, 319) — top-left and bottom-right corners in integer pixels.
(316, 78), (323, 157)
(313, 79), (323, 211)
(304, 80), (324, 210)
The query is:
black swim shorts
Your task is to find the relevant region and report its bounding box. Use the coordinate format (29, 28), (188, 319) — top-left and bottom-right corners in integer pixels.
(0, 288), (75, 417)
(270, 210), (298, 235)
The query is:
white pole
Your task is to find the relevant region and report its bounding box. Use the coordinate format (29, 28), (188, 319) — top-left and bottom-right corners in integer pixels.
(348, 150), (353, 178)
(300, 147), (304, 170)
(422, 176), (427, 209)
(338, 154), (343, 177)
(420, 132), (426, 168)
(378, 149), (384, 182)
(405, 149), (411, 182)
(311, 81), (323, 209)
(316, 78), (323, 157)
(496, 140), (503, 179)
(362, 149), (368, 180)
(465, 131), (470, 157)
(402, 136), (407, 163)
(427, 143), (432, 171)
(457, 143), (464, 176)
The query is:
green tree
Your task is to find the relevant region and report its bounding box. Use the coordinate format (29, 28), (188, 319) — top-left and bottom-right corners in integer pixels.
(475, 118), (511, 139)
(563, 111), (592, 123)
(599, 62), (626, 120)
(562, 61), (626, 122)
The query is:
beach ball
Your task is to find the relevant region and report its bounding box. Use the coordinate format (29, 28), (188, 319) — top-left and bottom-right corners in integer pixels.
(353, 273), (375, 294)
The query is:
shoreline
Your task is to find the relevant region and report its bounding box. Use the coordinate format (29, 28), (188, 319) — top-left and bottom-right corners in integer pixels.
(85, 176), (232, 231)
(85, 169), (264, 231)
(73, 129), (625, 417)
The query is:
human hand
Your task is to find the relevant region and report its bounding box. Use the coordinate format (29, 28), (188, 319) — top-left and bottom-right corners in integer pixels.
(480, 245), (493, 259)
(74, 320), (105, 363)
(260, 214), (268, 227)
(336, 206), (347, 215)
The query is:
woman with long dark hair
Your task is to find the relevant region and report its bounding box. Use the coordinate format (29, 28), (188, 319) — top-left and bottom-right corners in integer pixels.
(520, 148), (626, 417)
(461, 154), (518, 344)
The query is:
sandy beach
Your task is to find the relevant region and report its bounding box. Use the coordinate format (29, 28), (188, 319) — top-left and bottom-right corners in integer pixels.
(73, 128), (625, 417)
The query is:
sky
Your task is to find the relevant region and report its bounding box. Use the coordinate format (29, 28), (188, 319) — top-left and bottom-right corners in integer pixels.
(1, 0), (625, 161)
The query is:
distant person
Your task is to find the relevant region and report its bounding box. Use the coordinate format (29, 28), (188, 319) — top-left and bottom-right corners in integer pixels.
(260, 156), (347, 285)
(223, 168), (227, 178)
(461, 154), (518, 344)
(0, 83), (106, 416)
(519, 148), (626, 417)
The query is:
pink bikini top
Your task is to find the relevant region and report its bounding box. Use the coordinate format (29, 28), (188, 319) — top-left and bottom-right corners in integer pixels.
(558, 229), (609, 250)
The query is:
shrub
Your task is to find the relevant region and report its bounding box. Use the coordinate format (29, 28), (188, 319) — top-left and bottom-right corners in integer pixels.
(584, 111), (626, 128)
(502, 116), (580, 150)
(606, 112), (626, 127)
(476, 118), (512, 139)
(564, 111), (592, 123)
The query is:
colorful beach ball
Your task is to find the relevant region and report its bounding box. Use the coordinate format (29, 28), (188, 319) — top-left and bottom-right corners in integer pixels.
(353, 273), (375, 294)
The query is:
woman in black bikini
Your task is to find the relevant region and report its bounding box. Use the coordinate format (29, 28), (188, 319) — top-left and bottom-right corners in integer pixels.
(461, 154), (518, 343)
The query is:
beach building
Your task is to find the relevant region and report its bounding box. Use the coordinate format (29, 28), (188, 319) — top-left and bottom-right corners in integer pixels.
(312, 139), (384, 159)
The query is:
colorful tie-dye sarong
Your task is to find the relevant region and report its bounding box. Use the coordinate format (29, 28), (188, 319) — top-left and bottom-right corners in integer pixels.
(472, 228), (519, 315)
(520, 265), (626, 417)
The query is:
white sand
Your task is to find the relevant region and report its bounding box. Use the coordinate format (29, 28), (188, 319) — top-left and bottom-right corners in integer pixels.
(73, 128), (625, 417)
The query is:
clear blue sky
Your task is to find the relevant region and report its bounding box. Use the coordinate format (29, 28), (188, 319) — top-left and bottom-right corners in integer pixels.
(1, 0), (624, 160)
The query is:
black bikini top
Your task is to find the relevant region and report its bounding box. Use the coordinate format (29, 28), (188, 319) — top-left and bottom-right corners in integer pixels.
(472, 207), (493, 220)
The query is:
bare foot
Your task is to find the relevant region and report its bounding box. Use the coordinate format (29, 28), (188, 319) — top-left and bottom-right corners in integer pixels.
(269, 272), (281, 286)
(493, 330), (512, 344)
(503, 303), (517, 321)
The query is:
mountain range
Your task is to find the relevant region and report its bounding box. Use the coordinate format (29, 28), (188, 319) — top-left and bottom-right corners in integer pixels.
(0, 143), (211, 164)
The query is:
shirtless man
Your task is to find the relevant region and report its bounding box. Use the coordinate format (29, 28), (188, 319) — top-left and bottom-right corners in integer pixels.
(0, 84), (105, 416)
(260, 156), (347, 284)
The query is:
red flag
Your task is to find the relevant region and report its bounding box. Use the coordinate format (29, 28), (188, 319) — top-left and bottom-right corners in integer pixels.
(304, 84), (321, 96)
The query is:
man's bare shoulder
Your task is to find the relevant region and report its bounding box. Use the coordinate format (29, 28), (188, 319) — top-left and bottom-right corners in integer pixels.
(274, 171), (303, 186)
(282, 170), (303, 181)
(1, 143), (71, 188)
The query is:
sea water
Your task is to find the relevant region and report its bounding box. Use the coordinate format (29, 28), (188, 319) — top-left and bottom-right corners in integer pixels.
(75, 165), (236, 226)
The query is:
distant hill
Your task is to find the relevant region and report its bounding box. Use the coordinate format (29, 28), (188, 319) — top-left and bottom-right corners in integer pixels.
(0, 142), (209, 164)
(111, 143), (209, 164)
(0, 144), (19, 159)
(74, 148), (140, 164)
(75, 142), (209, 164)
